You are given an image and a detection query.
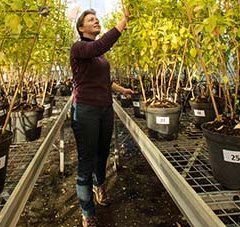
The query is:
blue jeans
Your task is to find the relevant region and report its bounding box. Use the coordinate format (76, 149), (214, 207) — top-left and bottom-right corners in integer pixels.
(71, 103), (114, 217)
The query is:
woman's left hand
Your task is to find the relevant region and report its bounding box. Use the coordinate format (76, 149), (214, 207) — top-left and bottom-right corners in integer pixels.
(122, 88), (134, 98)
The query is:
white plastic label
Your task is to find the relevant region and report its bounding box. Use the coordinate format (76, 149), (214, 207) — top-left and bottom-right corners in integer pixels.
(0, 109), (6, 117)
(44, 103), (51, 110)
(37, 120), (43, 127)
(194, 109), (206, 117)
(133, 101), (140, 107)
(140, 111), (144, 115)
(0, 156), (6, 169)
(223, 149), (240, 163)
(156, 116), (169, 125)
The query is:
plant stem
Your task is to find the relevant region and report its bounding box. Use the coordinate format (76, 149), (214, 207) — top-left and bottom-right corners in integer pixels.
(138, 73), (146, 103)
(156, 64), (162, 100)
(234, 45), (240, 113)
(174, 39), (188, 103)
(151, 72), (156, 101)
(160, 64), (164, 101)
(217, 45), (234, 118)
(166, 59), (177, 99)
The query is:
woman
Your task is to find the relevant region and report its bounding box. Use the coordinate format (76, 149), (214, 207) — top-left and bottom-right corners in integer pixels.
(70, 8), (133, 227)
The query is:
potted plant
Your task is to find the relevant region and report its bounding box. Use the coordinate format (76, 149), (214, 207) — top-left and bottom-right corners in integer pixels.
(0, 0), (73, 192)
(183, 0), (240, 189)
(120, 0), (191, 140)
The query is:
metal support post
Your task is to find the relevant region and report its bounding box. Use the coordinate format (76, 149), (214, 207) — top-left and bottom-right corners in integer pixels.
(59, 124), (65, 173)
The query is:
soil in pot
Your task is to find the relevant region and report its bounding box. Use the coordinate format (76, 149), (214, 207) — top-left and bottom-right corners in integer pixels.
(0, 130), (13, 193)
(202, 117), (240, 189)
(146, 100), (181, 140)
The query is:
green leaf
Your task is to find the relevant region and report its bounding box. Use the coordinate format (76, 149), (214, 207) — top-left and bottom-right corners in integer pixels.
(171, 34), (179, 49)
(162, 44), (168, 53)
(204, 16), (217, 33)
(237, 28), (240, 38)
(23, 14), (34, 28)
(193, 5), (204, 12)
(190, 48), (197, 58)
(152, 40), (158, 50)
(144, 64), (148, 72)
(222, 75), (229, 84)
(10, 0), (22, 10)
(0, 51), (5, 63)
(5, 14), (22, 34)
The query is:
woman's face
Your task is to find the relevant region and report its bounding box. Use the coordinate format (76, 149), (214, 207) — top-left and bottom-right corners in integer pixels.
(80, 13), (101, 37)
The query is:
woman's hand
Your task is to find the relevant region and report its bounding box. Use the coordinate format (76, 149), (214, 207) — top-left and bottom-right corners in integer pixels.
(121, 0), (130, 21)
(122, 87), (134, 99)
(123, 7), (130, 22)
(111, 82), (134, 99)
(115, 3), (130, 32)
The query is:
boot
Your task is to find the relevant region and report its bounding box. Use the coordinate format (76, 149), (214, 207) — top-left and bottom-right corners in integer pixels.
(93, 185), (111, 206)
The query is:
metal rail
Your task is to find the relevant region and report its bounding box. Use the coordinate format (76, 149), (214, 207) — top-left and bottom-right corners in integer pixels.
(0, 97), (72, 227)
(113, 99), (225, 227)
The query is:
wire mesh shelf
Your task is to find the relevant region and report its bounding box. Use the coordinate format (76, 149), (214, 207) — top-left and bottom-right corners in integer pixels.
(125, 108), (240, 227)
(0, 97), (69, 211)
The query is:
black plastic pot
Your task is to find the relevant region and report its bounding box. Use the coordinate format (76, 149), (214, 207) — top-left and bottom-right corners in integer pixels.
(0, 130), (13, 193)
(51, 86), (58, 96)
(0, 99), (9, 128)
(189, 101), (216, 128)
(43, 95), (54, 118)
(202, 123), (240, 189)
(36, 107), (44, 139)
(120, 95), (132, 108)
(59, 84), (72, 96)
(146, 105), (181, 140)
(11, 107), (44, 143)
(0, 108), (7, 128)
(132, 93), (145, 118)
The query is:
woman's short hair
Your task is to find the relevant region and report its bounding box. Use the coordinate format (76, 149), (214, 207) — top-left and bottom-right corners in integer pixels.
(76, 9), (96, 37)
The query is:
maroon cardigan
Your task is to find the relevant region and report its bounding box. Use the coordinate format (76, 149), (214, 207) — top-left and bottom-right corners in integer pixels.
(70, 27), (121, 106)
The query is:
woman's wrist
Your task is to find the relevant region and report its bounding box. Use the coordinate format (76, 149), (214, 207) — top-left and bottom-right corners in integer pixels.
(115, 17), (127, 33)
(120, 87), (126, 95)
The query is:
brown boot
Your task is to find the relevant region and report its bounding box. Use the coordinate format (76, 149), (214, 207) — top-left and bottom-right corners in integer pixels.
(93, 185), (111, 206)
(82, 215), (97, 227)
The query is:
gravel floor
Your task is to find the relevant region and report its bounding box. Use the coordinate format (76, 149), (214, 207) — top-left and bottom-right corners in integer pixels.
(16, 112), (189, 227)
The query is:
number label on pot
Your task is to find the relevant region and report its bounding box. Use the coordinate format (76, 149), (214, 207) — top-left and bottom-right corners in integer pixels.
(133, 101), (140, 107)
(121, 95), (127, 100)
(0, 109), (6, 117)
(156, 117), (169, 125)
(194, 109), (206, 117)
(44, 103), (51, 110)
(223, 149), (240, 163)
(0, 156), (6, 169)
